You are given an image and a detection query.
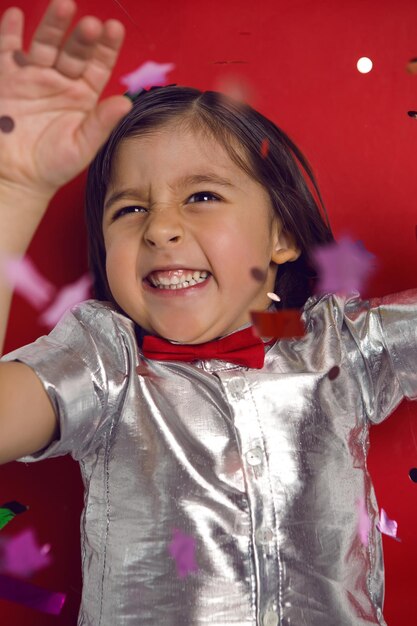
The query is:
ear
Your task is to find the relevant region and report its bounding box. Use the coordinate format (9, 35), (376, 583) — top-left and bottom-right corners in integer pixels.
(271, 226), (301, 265)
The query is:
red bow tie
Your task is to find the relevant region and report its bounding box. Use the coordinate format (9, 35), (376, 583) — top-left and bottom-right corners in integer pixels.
(141, 325), (272, 368)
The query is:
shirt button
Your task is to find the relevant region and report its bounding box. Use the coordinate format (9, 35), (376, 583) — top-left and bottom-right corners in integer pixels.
(246, 447), (263, 466)
(262, 609), (279, 626)
(255, 527), (274, 544)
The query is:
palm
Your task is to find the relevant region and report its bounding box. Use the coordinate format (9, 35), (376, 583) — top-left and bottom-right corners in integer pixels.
(0, 0), (132, 196)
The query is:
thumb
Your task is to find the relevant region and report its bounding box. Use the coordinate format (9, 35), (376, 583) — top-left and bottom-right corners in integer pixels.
(76, 95), (133, 167)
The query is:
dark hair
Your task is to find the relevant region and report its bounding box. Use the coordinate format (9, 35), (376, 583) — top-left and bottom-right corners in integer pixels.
(85, 85), (334, 311)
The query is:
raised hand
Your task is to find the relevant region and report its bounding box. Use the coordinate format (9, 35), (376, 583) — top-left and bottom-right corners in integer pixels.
(0, 0), (132, 198)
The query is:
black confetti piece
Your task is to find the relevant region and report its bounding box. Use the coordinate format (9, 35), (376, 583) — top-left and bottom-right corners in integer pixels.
(328, 366), (340, 380)
(0, 116), (15, 133)
(409, 468), (417, 483)
(1, 501), (28, 515)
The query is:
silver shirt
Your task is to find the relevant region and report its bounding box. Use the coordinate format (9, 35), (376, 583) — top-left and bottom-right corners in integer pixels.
(2, 289), (417, 626)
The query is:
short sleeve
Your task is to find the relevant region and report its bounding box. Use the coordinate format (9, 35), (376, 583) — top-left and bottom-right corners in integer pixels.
(0, 300), (132, 461)
(340, 288), (417, 423)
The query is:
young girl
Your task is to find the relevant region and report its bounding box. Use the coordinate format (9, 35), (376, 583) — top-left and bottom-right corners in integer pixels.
(0, 1), (416, 625)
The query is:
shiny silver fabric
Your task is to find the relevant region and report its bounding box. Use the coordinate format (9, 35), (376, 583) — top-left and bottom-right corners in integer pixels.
(2, 289), (417, 626)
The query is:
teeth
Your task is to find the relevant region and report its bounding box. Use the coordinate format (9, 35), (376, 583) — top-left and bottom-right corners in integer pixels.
(148, 270), (209, 289)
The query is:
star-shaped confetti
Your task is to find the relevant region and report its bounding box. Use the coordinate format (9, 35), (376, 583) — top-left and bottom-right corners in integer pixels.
(312, 236), (376, 295)
(0, 528), (52, 577)
(0, 501), (28, 531)
(376, 508), (400, 541)
(120, 60), (175, 95)
(38, 273), (92, 328)
(0, 574), (66, 614)
(250, 310), (305, 339)
(168, 528), (198, 578)
(0, 255), (55, 309)
(356, 497), (370, 546)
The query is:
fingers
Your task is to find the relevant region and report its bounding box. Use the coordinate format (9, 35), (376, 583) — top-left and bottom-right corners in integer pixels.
(53, 16), (103, 79)
(76, 95), (132, 166)
(81, 20), (126, 94)
(27, 0), (77, 67)
(0, 7), (24, 53)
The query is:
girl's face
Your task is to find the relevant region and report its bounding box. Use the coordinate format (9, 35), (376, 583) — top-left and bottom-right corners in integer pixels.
(102, 124), (295, 343)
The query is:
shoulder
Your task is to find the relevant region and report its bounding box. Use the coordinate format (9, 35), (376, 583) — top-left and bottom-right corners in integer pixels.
(69, 299), (136, 336)
(41, 299), (140, 372)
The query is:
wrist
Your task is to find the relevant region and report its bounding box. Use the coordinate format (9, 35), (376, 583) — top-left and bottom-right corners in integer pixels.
(0, 178), (56, 207)
(0, 180), (56, 256)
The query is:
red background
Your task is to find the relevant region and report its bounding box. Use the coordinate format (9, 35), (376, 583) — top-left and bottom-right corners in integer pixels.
(1, 0), (417, 623)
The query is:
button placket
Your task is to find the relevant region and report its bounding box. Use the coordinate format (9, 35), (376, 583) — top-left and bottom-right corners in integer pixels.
(218, 371), (282, 623)
(255, 527), (274, 558)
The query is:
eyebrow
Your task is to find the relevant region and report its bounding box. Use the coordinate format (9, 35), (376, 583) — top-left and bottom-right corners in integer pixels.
(103, 173), (236, 213)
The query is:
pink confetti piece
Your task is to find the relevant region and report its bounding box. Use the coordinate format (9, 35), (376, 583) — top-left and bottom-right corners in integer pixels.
(120, 60), (175, 94)
(312, 236), (376, 295)
(0, 528), (52, 577)
(168, 528), (198, 578)
(38, 273), (92, 328)
(0, 574), (66, 614)
(0, 255), (55, 309)
(376, 508), (400, 541)
(356, 497), (371, 546)
(213, 74), (253, 103)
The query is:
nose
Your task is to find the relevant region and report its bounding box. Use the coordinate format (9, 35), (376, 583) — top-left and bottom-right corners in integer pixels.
(144, 206), (184, 248)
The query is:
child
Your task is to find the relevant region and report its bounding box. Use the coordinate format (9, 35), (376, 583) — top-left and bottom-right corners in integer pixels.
(0, 1), (416, 625)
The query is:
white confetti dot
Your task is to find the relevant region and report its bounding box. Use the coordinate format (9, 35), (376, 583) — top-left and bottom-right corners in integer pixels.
(267, 292), (281, 302)
(357, 57), (373, 74)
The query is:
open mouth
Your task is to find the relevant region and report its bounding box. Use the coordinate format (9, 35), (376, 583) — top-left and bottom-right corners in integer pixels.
(145, 269), (211, 290)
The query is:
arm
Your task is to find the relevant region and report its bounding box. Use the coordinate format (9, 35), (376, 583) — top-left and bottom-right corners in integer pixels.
(0, 0), (132, 354)
(0, 0), (132, 461)
(0, 362), (57, 464)
(0, 184), (52, 353)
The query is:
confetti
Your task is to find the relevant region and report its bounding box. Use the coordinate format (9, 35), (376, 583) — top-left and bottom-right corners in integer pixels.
(136, 362), (162, 380)
(0, 255), (55, 308)
(0, 502), (28, 531)
(39, 273), (92, 327)
(327, 366), (340, 380)
(120, 61), (175, 95)
(168, 528), (198, 578)
(376, 508), (400, 541)
(409, 467), (417, 482)
(0, 574), (66, 614)
(267, 292), (281, 302)
(213, 74), (253, 104)
(0, 528), (52, 577)
(356, 497), (370, 546)
(312, 236), (376, 295)
(0, 116), (15, 133)
(250, 310), (304, 339)
(260, 138), (269, 158)
(250, 267), (267, 282)
(406, 57), (417, 75)
(13, 50), (30, 67)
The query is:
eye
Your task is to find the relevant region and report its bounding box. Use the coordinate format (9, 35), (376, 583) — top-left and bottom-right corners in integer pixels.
(111, 205), (147, 221)
(187, 191), (221, 204)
